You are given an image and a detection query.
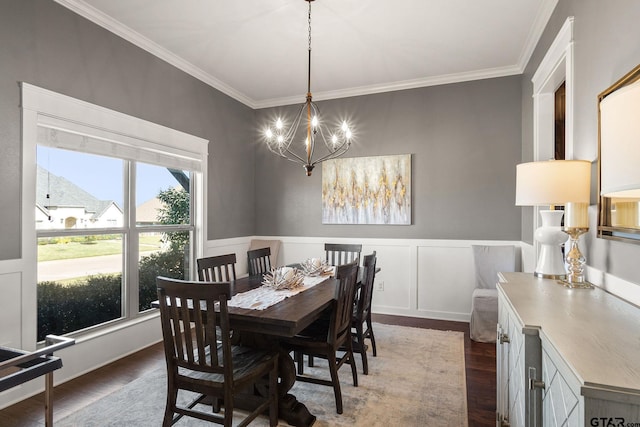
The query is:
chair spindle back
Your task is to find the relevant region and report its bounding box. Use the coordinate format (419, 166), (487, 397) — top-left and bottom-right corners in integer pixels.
(324, 243), (362, 266)
(157, 277), (232, 377)
(247, 247), (272, 276)
(197, 253), (237, 282)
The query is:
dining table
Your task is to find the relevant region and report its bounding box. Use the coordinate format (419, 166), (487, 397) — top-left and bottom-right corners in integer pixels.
(153, 271), (338, 427)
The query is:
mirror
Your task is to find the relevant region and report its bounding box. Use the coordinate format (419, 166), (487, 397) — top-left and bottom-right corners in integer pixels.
(598, 63), (640, 243)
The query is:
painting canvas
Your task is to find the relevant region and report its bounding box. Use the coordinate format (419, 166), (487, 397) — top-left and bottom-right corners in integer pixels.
(322, 154), (411, 225)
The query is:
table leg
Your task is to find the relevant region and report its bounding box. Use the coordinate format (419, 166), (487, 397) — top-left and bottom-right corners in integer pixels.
(44, 372), (53, 427)
(238, 333), (317, 426)
(275, 349), (317, 427)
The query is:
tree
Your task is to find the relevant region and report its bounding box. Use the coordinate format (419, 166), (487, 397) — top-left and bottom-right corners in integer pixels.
(156, 187), (190, 252)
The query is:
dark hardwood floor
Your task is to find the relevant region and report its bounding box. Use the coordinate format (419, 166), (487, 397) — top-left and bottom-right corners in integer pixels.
(0, 315), (495, 427)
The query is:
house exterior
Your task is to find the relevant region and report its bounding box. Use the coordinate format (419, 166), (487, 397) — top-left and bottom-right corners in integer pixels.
(35, 166), (123, 230)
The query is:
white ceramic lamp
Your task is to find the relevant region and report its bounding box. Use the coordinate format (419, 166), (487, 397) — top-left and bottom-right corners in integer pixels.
(516, 160), (591, 279)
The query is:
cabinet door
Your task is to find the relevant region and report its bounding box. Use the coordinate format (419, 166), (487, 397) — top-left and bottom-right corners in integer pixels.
(497, 295), (529, 427)
(506, 311), (526, 427)
(497, 298), (511, 425)
(541, 344), (581, 427)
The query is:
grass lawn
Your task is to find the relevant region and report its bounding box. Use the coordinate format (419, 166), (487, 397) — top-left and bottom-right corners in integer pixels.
(38, 235), (162, 262)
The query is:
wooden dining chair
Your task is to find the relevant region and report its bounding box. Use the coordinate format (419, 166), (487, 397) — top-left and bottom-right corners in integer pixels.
(156, 276), (278, 427)
(352, 251), (378, 375)
(280, 261), (359, 414)
(247, 247), (272, 276)
(324, 243), (362, 266)
(196, 253), (237, 282)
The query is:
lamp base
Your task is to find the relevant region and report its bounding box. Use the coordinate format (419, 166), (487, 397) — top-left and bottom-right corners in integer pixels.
(533, 210), (568, 279)
(558, 280), (594, 289)
(558, 227), (593, 289)
(535, 271), (566, 280)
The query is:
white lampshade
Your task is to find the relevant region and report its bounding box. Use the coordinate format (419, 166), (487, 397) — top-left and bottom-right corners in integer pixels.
(516, 160), (591, 206)
(600, 78), (640, 198)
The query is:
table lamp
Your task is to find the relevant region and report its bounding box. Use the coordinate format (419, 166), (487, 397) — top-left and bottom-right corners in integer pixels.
(515, 159), (591, 280)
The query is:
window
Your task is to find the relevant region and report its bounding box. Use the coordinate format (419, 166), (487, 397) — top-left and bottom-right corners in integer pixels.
(23, 83), (207, 342)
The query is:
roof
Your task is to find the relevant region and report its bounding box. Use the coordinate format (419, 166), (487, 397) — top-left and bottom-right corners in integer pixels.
(36, 165), (122, 219)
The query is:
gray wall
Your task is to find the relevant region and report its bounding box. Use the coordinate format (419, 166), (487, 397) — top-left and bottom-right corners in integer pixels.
(254, 76), (523, 240)
(0, 0), (255, 261)
(522, 0), (640, 284)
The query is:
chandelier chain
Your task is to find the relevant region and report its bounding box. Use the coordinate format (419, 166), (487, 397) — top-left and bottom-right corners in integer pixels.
(308, 1), (312, 52)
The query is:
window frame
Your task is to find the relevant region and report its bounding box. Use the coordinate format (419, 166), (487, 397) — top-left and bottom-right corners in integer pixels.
(22, 83), (208, 344)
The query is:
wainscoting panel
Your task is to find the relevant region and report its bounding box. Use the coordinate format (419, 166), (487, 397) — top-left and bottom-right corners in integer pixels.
(0, 270), (22, 349)
(417, 245), (475, 321)
(205, 236), (527, 322)
(366, 243), (414, 312)
(203, 236), (255, 277)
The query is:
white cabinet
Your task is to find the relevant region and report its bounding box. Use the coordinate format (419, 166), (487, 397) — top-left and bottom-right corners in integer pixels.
(497, 272), (640, 427)
(497, 287), (541, 427)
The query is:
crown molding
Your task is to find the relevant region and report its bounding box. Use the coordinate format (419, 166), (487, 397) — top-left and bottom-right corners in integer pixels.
(516, 0), (560, 72)
(54, 0), (257, 108)
(254, 64), (523, 109)
(55, 0), (553, 111)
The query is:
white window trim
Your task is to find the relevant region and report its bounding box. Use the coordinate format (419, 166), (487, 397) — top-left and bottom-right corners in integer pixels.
(529, 17), (575, 258)
(21, 82), (208, 347)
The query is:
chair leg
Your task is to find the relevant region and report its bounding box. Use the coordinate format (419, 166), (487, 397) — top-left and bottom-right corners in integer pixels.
(224, 389), (234, 427)
(366, 316), (377, 357)
(163, 379), (177, 427)
(347, 334), (358, 387)
(308, 355), (314, 367)
(295, 351), (305, 375)
(355, 323), (369, 375)
(327, 353), (343, 414)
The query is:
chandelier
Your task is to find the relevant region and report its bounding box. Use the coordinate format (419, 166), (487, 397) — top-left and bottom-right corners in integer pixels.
(264, 0), (353, 176)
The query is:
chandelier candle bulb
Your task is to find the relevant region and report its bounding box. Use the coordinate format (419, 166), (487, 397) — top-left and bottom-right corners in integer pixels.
(565, 202), (589, 228)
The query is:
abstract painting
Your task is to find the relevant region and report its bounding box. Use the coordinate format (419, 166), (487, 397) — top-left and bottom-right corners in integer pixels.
(322, 154), (411, 224)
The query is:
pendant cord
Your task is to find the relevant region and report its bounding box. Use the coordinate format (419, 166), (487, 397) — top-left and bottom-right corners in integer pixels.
(306, 1), (313, 163)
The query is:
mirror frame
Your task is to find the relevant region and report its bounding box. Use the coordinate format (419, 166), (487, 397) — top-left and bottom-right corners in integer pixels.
(597, 63), (640, 243)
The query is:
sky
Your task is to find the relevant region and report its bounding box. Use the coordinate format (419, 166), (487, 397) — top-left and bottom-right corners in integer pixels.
(37, 146), (184, 206)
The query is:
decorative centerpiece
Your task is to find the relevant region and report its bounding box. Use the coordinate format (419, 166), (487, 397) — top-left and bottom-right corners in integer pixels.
(262, 266), (305, 290)
(301, 258), (332, 276)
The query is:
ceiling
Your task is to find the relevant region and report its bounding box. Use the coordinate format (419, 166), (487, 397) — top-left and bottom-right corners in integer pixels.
(55, 0), (558, 109)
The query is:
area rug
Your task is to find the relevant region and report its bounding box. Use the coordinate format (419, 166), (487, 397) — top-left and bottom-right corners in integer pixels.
(57, 324), (467, 426)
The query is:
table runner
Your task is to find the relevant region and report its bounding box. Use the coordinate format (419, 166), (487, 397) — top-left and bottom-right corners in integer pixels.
(229, 275), (330, 310)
